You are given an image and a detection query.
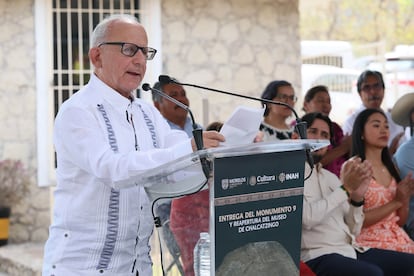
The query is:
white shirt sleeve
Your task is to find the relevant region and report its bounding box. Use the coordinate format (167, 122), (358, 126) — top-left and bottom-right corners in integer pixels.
(54, 102), (193, 189)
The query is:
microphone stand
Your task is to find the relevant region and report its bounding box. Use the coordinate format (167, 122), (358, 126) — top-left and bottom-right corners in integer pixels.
(142, 83), (211, 178)
(158, 75), (313, 170)
(158, 75), (308, 139)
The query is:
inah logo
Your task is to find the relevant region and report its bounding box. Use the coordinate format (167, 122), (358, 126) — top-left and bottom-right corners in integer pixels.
(278, 173), (286, 183)
(278, 172), (300, 183)
(286, 172), (300, 180)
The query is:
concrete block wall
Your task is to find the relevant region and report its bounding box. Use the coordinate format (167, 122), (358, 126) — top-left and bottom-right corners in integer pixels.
(0, 0), (50, 245)
(160, 0), (301, 126)
(0, 3), (300, 273)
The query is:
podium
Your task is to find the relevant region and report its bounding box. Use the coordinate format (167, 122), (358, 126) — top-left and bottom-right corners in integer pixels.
(140, 140), (329, 275)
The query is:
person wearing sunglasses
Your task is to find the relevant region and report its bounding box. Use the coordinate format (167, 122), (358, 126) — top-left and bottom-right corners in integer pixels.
(42, 14), (224, 276)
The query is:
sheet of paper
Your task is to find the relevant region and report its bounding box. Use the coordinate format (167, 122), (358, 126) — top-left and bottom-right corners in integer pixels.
(219, 106), (265, 146)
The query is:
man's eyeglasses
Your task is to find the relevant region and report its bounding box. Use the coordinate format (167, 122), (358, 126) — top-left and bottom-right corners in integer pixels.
(98, 42), (157, 60)
(361, 83), (382, 93)
(274, 94), (298, 102)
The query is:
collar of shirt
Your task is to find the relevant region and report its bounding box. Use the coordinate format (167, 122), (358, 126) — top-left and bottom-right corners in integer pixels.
(89, 73), (134, 116)
(167, 116), (195, 138)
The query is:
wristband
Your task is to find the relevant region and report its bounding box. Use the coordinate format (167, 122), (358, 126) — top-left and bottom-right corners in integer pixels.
(340, 185), (350, 198)
(350, 198), (365, 207)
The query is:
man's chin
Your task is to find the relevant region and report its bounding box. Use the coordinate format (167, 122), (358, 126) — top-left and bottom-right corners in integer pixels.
(367, 101), (382, 109)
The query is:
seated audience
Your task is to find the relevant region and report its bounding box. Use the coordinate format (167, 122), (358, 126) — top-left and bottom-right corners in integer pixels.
(350, 108), (414, 253)
(296, 112), (414, 276)
(302, 85), (350, 177)
(393, 93), (414, 239)
(260, 80), (297, 141)
(151, 79), (201, 273)
(342, 70), (405, 154)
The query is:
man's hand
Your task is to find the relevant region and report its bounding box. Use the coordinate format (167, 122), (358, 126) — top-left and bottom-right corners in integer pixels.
(191, 130), (225, 151)
(340, 157), (372, 201)
(253, 131), (264, 143)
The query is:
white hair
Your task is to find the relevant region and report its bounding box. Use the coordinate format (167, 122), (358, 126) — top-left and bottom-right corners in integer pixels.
(90, 14), (140, 47)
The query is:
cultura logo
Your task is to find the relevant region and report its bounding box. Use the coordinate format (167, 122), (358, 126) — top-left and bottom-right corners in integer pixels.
(257, 174), (276, 183)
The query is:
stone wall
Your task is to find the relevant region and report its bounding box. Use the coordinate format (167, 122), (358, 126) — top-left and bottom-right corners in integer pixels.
(161, 0), (301, 126)
(0, 0), (300, 245)
(0, 0), (50, 244)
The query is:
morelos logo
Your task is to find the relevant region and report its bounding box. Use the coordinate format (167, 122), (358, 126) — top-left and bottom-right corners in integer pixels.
(221, 179), (229, 190)
(228, 177), (246, 184)
(221, 177), (247, 189)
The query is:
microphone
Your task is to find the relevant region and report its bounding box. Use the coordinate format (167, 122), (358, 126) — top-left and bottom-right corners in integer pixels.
(142, 83), (204, 151)
(158, 75), (308, 139)
(142, 83), (211, 178)
(158, 75), (314, 171)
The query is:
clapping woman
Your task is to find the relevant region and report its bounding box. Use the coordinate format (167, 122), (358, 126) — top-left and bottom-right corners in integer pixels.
(351, 108), (414, 253)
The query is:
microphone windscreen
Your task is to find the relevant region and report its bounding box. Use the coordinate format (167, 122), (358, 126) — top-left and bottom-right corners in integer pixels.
(158, 75), (173, 84)
(142, 83), (151, 91)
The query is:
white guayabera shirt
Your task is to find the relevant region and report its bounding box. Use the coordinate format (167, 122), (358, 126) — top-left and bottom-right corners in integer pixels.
(43, 74), (193, 276)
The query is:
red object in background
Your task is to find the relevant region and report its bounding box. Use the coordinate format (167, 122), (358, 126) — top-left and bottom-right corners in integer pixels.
(300, 261), (317, 276)
(169, 189), (210, 276)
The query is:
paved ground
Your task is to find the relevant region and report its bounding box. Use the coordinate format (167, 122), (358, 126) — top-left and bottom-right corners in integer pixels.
(0, 242), (43, 276)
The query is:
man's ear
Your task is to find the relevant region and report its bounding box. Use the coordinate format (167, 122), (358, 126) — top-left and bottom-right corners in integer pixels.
(89, 47), (102, 68)
(154, 101), (161, 111)
(291, 132), (300, 140)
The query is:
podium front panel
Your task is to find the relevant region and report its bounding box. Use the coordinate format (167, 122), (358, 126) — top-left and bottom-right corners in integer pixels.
(211, 149), (305, 275)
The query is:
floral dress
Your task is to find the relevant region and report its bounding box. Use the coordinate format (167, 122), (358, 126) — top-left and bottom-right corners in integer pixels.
(356, 178), (414, 253)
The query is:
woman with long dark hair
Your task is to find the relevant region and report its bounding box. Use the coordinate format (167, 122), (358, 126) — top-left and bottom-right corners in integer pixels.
(351, 108), (414, 253)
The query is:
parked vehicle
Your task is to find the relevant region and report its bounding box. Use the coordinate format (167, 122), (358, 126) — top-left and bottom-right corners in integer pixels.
(301, 40), (355, 68)
(301, 64), (361, 126)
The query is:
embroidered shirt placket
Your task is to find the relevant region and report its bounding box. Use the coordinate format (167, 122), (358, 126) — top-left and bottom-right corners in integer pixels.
(97, 102), (159, 273)
(126, 104), (139, 151)
(96, 104), (121, 271)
